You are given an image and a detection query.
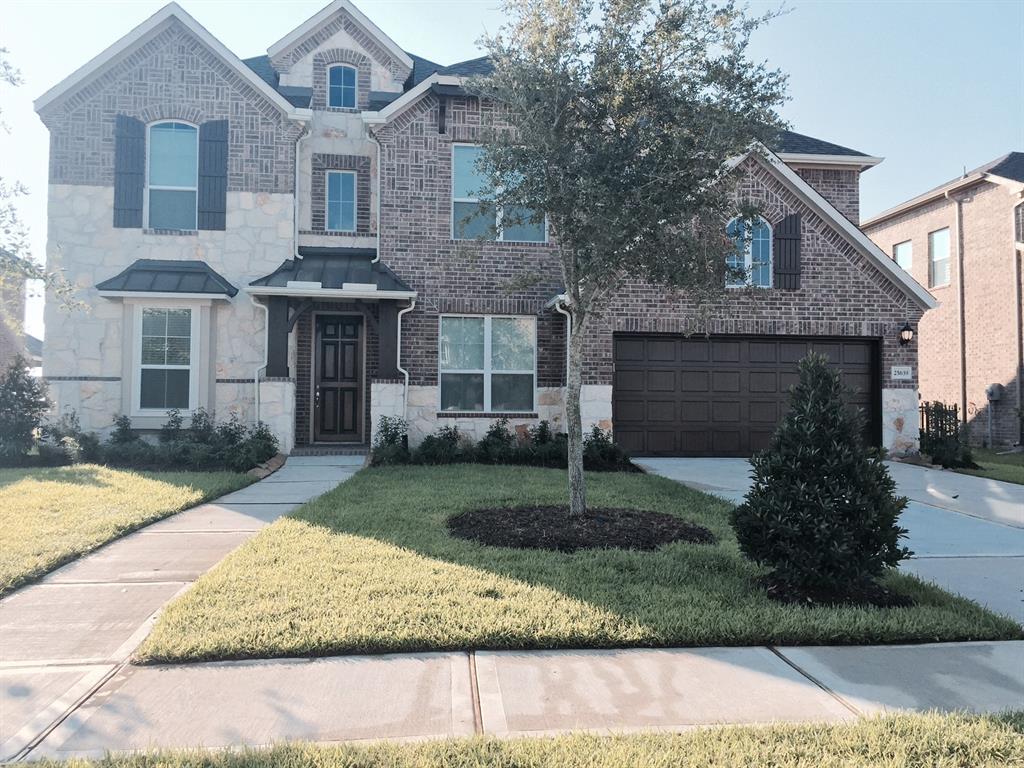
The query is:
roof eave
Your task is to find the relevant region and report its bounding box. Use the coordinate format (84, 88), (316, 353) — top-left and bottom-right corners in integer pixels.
(98, 290), (234, 300)
(362, 74), (463, 123)
(860, 173), (988, 229)
(777, 152), (883, 171)
(246, 285), (417, 300)
(34, 2), (309, 121)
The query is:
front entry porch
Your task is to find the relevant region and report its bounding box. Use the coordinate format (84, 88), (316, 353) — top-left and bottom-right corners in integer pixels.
(247, 247), (416, 453)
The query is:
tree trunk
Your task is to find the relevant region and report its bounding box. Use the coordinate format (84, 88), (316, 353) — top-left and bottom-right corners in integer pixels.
(565, 315), (586, 518)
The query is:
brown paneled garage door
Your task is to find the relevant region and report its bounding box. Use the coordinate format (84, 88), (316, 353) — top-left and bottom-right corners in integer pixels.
(612, 335), (880, 457)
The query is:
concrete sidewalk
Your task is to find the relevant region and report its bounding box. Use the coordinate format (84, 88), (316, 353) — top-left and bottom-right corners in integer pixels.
(17, 641), (1024, 760)
(637, 457), (1024, 624)
(0, 455), (362, 762)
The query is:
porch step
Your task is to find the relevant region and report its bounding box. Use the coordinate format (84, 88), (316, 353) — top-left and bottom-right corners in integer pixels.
(290, 445), (369, 457)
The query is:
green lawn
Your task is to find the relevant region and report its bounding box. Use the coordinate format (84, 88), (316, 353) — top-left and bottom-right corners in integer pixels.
(0, 464), (253, 595)
(956, 448), (1024, 485)
(35, 712), (1024, 768)
(138, 465), (1021, 662)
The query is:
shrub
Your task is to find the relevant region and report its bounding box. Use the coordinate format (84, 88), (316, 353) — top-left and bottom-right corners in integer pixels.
(730, 353), (911, 601)
(190, 407), (216, 444)
(371, 416), (410, 466)
(0, 355), (50, 463)
(475, 418), (516, 464)
(919, 401), (976, 468)
(159, 409), (184, 443)
(583, 425), (634, 471)
(101, 438), (157, 468)
(40, 410), (101, 464)
(414, 425), (470, 465)
(110, 414), (136, 444)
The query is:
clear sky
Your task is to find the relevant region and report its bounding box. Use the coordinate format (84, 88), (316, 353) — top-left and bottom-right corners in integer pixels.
(3, 0), (1022, 337)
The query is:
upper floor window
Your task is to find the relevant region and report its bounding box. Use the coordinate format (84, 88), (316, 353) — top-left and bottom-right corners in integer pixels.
(147, 121), (198, 230)
(928, 228), (950, 288)
(328, 65), (357, 109)
(451, 144), (546, 243)
(725, 217), (772, 288)
(326, 170), (356, 232)
(893, 240), (912, 271)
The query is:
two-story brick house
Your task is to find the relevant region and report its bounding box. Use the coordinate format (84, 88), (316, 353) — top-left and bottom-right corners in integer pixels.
(35, 0), (935, 457)
(863, 154), (1024, 449)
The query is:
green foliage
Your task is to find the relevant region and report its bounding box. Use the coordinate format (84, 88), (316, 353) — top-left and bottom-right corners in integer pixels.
(190, 407), (216, 443)
(110, 414), (136, 444)
(415, 425), (471, 465)
(0, 355), (50, 463)
(582, 426), (633, 472)
(919, 401), (976, 468)
(370, 416), (410, 466)
(39, 410), (101, 465)
(159, 409), (184, 443)
(475, 418), (516, 463)
(730, 354), (911, 600)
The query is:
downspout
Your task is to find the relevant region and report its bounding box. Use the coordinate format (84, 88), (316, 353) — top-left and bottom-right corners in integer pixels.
(368, 128), (382, 263)
(252, 123), (310, 425)
(396, 299), (416, 421)
(946, 190), (968, 424)
(1015, 202), (1024, 445)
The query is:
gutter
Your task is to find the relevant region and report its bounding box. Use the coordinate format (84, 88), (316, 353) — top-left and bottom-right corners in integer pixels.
(396, 299), (416, 421)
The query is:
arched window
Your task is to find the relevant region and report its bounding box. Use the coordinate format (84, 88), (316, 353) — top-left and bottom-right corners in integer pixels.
(726, 216), (772, 288)
(328, 64), (357, 108)
(146, 121), (198, 231)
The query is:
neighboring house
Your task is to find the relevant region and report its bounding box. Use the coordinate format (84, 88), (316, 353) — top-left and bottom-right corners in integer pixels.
(863, 154), (1024, 449)
(34, 0), (935, 457)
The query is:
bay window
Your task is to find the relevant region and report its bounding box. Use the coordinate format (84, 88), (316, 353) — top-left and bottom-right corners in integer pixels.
(439, 315), (536, 412)
(451, 144), (546, 242)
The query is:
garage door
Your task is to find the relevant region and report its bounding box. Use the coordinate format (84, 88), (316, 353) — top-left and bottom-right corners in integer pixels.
(612, 335), (880, 457)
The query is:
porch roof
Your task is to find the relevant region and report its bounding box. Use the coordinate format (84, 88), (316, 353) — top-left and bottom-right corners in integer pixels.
(96, 259), (238, 298)
(247, 248), (416, 300)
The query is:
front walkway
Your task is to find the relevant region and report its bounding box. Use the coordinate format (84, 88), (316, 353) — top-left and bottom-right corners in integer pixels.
(15, 641), (1024, 759)
(0, 455), (362, 762)
(637, 457), (1024, 624)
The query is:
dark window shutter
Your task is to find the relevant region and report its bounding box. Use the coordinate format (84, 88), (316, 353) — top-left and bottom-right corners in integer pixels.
(773, 213), (802, 290)
(198, 119), (228, 231)
(113, 115), (145, 229)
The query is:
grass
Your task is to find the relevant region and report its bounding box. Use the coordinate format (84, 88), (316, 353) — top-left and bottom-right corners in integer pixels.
(137, 465), (1022, 662)
(955, 448), (1024, 485)
(36, 712), (1024, 767)
(0, 464), (253, 595)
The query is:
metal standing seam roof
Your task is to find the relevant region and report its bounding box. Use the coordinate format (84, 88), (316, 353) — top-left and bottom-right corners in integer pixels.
(249, 247), (414, 293)
(96, 259), (239, 296)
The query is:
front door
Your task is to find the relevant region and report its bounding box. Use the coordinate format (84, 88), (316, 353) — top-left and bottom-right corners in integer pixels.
(314, 315), (362, 442)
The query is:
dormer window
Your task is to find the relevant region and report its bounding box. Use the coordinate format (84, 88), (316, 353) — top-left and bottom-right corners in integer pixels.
(328, 64), (357, 109)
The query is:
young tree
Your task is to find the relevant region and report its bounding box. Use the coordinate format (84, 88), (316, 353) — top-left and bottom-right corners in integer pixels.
(471, 0), (787, 515)
(730, 354), (911, 601)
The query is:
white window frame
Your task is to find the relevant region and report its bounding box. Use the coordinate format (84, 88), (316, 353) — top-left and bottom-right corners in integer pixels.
(132, 304), (200, 416)
(450, 143), (548, 243)
(928, 227), (951, 288)
(325, 170), (358, 233)
(893, 240), (913, 271)
(327, 64), (358, 109)
(725, 216), (773, 289)
(144, 120), (199, 231)
(438, 314), (537, 413)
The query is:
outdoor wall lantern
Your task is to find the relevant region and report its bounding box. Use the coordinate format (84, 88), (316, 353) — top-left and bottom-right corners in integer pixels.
(898, 322), (915, 346)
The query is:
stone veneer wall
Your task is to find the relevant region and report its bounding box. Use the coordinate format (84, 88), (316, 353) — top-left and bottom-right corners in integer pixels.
(259, 379), (296, 455)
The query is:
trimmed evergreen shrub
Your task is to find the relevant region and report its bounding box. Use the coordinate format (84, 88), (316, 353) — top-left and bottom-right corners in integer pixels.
(582, 425), (634, 471)
(475, 418), (516, 464)
(730, 353), (911, 602)
(0, 355), (50, 463)
(415, 425), (470, 465)
(109, 414), (137, 444)
(370, 416), (410, 466)
(40, 410), (101, 465)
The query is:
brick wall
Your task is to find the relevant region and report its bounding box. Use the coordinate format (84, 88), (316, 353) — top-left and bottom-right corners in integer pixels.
(39, 17), (303, 193)
(796, 167), (860, 224)
(311, 49), (372, 111)
(307, 153), (373, 236)
(864, 180), (1022, 447)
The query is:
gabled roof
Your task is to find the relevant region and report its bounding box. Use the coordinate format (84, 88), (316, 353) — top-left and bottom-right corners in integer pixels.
(735, 145), (936, 310)
(267, 0), (413, 72)
(97, 259), (238, 298)
(862, 151), (1024, 228)
(35, 3), (309, 120)
(248, 248), (415, 299)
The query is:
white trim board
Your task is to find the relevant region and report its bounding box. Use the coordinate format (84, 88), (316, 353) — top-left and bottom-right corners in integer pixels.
(267, 0), (413, 72)
(246, 286), (416, 301)
(34, 2), (310, 121)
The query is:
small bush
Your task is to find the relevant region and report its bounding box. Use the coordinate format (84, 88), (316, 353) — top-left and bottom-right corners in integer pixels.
(583, 425), (634, 471)
(159, 409), (184, 443)
(919, 402), (976, 468)
(0, 355), (50, 463)
(371, 416), (410, 466)
(190, 407), (216, 443)
(414, 425), (470, 465)
(40, 410), (101, 464)
(475, 418), (516, 464)
(101, 438), (157, 468)
(110, 414), (136, 444)
(730, 354), (911, 602)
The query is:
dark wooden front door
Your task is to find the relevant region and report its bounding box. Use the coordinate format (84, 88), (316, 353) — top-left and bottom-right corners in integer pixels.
(612, 334), (881, 457)
(314, 315), (362, 442)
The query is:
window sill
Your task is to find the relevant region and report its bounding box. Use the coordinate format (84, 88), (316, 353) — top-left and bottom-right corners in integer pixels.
(437, 412), (539, 419)
(446, 239), (550, 247)
(144, 228), (198, 237)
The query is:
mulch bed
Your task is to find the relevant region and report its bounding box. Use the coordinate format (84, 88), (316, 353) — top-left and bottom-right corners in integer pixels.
(760, 576), (915, 609)
(447, 505), (716, 553)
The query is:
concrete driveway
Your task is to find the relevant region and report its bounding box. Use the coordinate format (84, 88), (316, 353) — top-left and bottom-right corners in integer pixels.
(637, 457), (1024, 624)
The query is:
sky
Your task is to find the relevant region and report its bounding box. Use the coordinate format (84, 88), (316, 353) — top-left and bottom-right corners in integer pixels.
(2, 0), (1023, 338)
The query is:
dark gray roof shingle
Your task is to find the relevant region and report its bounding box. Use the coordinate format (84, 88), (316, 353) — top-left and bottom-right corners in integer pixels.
(985, 152), (1024, 183)
(97, 260), (238, 297)
(773, 130), (871, 158)
(250, 248), (414, 293)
